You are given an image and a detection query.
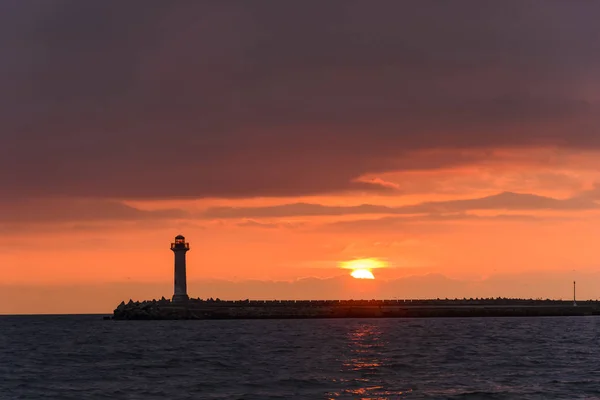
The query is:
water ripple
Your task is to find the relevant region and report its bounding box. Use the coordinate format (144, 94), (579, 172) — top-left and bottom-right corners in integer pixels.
(2, 316), (600, 399)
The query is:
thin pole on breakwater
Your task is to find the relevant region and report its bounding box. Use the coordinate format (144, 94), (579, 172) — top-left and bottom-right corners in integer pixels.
(573, 280), (577, 307)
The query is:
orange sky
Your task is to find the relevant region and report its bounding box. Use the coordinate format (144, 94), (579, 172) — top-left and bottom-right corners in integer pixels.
(3, 148), (600, 313)
(2, 2), (600, 313)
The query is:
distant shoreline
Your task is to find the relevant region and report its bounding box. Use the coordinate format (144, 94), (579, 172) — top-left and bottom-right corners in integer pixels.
(111, 299), (600, 320)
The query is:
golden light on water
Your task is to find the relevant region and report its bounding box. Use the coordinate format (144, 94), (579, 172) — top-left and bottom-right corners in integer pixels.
(340, 258), (387, 279)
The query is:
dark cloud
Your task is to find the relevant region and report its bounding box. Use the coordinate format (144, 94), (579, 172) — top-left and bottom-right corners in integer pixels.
(0, 198), (188, 223)
(210, 203), (395, 218)
(324, 214), (541, 233)
(576, 182), (600, 200)
(236, 219), (304, 229)
(203, 191), (598, 219)
(399, 191), (597, 213)
(1, 1), (600, 199)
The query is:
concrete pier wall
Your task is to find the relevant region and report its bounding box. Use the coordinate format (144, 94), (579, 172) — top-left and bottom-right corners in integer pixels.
(112, 298), (600, 320)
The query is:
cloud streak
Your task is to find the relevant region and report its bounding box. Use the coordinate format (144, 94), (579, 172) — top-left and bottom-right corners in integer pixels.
(202, 192), (598, 219)
(1, 191), (594, 225)
(0, 198), (188, 223)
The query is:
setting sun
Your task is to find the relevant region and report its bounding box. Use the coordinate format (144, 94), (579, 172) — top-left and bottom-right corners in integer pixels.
(350, 269), (375, 279)
(340, 258), (387, 280)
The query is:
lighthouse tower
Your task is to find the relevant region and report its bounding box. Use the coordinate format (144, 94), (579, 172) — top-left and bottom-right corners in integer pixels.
(170, 235), (190, 302)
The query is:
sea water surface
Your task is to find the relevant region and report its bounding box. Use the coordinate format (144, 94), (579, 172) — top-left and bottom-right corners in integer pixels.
(2, 316), (600, 399)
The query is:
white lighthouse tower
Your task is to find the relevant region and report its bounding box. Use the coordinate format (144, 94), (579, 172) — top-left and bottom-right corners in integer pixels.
(170, 234), (190, 302)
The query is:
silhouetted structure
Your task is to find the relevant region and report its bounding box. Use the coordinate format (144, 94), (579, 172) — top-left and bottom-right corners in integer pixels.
(170, 235), (190, 302)
(112, 239), (598, 320)
(112, 298), (600, 320)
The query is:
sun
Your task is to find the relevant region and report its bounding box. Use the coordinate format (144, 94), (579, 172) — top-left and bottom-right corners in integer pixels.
(350, 269), (375, 279)
(339, 258), (387, 280)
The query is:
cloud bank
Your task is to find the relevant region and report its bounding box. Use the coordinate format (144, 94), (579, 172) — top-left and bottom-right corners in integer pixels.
(1, 1), (599, 200)
(1, 271), (595, 314)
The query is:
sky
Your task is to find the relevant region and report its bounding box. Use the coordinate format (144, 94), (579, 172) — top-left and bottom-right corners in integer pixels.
(2, 1), (600, 313)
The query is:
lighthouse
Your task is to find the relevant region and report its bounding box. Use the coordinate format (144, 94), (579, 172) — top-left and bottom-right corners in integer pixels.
(170, 235), (190, 302)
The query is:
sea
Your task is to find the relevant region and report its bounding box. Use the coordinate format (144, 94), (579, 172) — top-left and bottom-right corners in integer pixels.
(2, 315), (600, 399)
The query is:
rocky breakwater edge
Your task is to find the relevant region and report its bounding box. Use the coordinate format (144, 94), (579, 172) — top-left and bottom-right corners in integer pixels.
(110, 298), (600, 320)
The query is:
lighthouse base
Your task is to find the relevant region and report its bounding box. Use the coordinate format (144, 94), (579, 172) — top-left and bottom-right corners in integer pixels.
(172, 294), (189, 303)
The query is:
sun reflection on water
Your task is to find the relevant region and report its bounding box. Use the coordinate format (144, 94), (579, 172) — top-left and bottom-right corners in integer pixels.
(325, 322), (413, 399)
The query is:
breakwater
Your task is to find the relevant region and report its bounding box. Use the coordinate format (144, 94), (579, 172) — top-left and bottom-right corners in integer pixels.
(112, 298), (600, 320)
